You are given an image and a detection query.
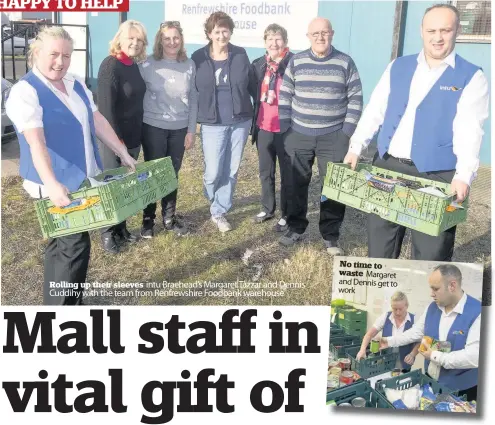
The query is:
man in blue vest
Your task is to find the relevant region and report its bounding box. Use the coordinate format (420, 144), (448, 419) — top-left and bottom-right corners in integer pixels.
(343, 4), (489, 261)
(380, 264), (481, 401)
(356, 291), (419, 372)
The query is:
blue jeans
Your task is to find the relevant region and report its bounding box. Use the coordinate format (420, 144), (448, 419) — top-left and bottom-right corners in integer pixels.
(200, 120), (251, 217)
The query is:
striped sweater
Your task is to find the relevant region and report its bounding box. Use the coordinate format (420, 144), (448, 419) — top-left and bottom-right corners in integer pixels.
(279, 47), (363, 137)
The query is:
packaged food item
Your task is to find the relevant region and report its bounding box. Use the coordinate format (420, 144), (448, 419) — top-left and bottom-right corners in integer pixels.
(419, 336), (433, 352)
(370, 339), (380, 354)
(391, 368), (401, 377)
(340, 371), (354, 385)
(326, 400), (337, 406)
(329, 367), (341, 376)
(327, 375), (340, 390)
(338, 403), (353, 407)
(339, 358), (351, 370)
(328, 361), (340, 370)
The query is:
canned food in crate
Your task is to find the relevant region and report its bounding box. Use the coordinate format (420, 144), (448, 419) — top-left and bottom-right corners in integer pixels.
(329, 367), (341, 376)
(328, 361), (340, 370)
(339, 403), (352, 407)
(351, 397), (366, 408)
(370, 339), (380, 354)
(327, 375), (339, 390)
(391, 368), (401, 377)
(340, 371), (354, 385)
(339, 358), (351, 370)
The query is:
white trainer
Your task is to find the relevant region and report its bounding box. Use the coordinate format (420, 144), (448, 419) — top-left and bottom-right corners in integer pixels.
(211, 215), (232, 232)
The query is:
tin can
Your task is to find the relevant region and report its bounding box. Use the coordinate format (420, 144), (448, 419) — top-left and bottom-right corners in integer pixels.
(339, 403), (353, 407)
(329, 367), (341, 376)
(339, 358), (351, 370)
(328, 361), (340, 370)
(370, 339), (380, 354)
(340, 371), (354, 385)
(352, 397), (367, 408)
(391, 368), (401, 377)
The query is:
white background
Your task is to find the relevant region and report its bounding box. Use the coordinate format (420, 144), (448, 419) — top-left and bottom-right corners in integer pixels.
(0, 306), (329, 424)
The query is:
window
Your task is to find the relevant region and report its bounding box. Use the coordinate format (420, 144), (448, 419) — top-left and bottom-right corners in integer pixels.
(453, 1), (491, 42)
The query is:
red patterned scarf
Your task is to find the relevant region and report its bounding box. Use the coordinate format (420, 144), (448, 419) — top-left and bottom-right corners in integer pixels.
(260, 48), (289, 105)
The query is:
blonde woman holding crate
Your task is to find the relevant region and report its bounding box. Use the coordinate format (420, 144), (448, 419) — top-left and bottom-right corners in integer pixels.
(6, 26), (136, 305)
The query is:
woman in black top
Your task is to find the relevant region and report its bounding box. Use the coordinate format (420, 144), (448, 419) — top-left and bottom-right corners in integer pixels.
(97, 20), (148, 254)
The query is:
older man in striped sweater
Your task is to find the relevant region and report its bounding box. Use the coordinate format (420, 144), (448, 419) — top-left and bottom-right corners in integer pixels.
(278, 17), (363, 255)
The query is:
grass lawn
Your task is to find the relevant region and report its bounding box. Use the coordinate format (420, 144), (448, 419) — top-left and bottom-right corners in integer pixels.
(1, 136), (491, 305)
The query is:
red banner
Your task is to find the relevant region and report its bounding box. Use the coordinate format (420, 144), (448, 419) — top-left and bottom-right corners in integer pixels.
(0, 0), (129, 11)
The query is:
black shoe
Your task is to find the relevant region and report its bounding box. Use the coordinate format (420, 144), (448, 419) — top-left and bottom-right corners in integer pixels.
(101, 234), (120, 254)
(164, 216), (189, 236)
(279, 229), (303, 246)
(115, 228), (139, 244)
(140, 218), (154, 239)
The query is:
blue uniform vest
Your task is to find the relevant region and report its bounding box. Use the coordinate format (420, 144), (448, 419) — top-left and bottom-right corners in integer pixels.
(377, 54), (480, 172)
(423, 295), (481, 391)
(382, 312), (415, 370)
(15, 71), (102, 193)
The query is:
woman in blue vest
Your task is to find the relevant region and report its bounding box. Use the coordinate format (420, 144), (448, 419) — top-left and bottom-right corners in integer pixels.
(356, 291), (419, 372)
(6, 26), (137, 305)
(97, 20), (148, 254)
(191, 12), (255, 233)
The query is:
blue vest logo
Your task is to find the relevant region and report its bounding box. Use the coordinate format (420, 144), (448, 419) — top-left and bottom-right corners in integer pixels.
(440, 85), (463, 91)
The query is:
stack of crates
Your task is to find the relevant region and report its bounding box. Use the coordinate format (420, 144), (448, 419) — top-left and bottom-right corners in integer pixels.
(335, 305), (367, 337)
(326, 381), (392, 408)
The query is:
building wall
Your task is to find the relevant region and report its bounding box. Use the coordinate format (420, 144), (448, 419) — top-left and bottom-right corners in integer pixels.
(83, 0), (492, 164)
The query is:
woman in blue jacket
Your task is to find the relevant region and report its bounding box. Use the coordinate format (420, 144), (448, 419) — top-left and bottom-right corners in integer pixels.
(191, 12), (255, 233)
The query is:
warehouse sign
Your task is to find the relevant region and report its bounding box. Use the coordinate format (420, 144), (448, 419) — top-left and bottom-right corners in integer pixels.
(165, 0), (319, 50)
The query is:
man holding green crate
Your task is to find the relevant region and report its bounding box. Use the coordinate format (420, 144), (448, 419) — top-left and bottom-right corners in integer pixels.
(343, 4), (489, 261)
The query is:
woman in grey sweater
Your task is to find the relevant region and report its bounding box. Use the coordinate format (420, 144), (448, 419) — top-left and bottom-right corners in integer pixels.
(139, 21), (198, 238)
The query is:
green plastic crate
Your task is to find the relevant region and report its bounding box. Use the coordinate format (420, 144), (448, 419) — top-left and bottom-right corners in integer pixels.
(322, 163), (468, 236)
(374, 369), (459, 402)
(329, 334), (361, 357)
(35, 158), (177, 238)
(345, 346), (398, 379)
(341, 327), (367, 338)
(336, 306), (367, 323)
(330, 322), (345, 336)
(327, 381), (393, 408)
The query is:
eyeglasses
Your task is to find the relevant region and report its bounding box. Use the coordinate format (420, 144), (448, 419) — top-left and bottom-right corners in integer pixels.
(161, 21), (181, 28)
(309, 31), (331, 38)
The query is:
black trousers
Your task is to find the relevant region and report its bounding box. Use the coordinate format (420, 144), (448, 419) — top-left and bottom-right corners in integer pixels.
(256, 129), (290, 217)
(284, 128), (349, 240)
(368, 154), (456, 261)
(141, 123), (187, 221)
(98, 143), (141, 237)
(43, 232), (90, 305)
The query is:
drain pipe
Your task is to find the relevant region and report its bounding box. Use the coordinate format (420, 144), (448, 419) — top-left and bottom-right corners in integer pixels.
(391, 1), (408, 60)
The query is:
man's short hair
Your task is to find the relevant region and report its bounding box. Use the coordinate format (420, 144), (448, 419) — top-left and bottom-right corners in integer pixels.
(423, 3), (461, 28)
(433, 264), (463, 287)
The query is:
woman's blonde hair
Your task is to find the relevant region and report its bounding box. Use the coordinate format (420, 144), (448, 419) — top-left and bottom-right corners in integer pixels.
(391, 291), (409, 306)
(28, 25), (73, 68)
(153, 21), (187, 62)
(109, 20), (148, 63)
